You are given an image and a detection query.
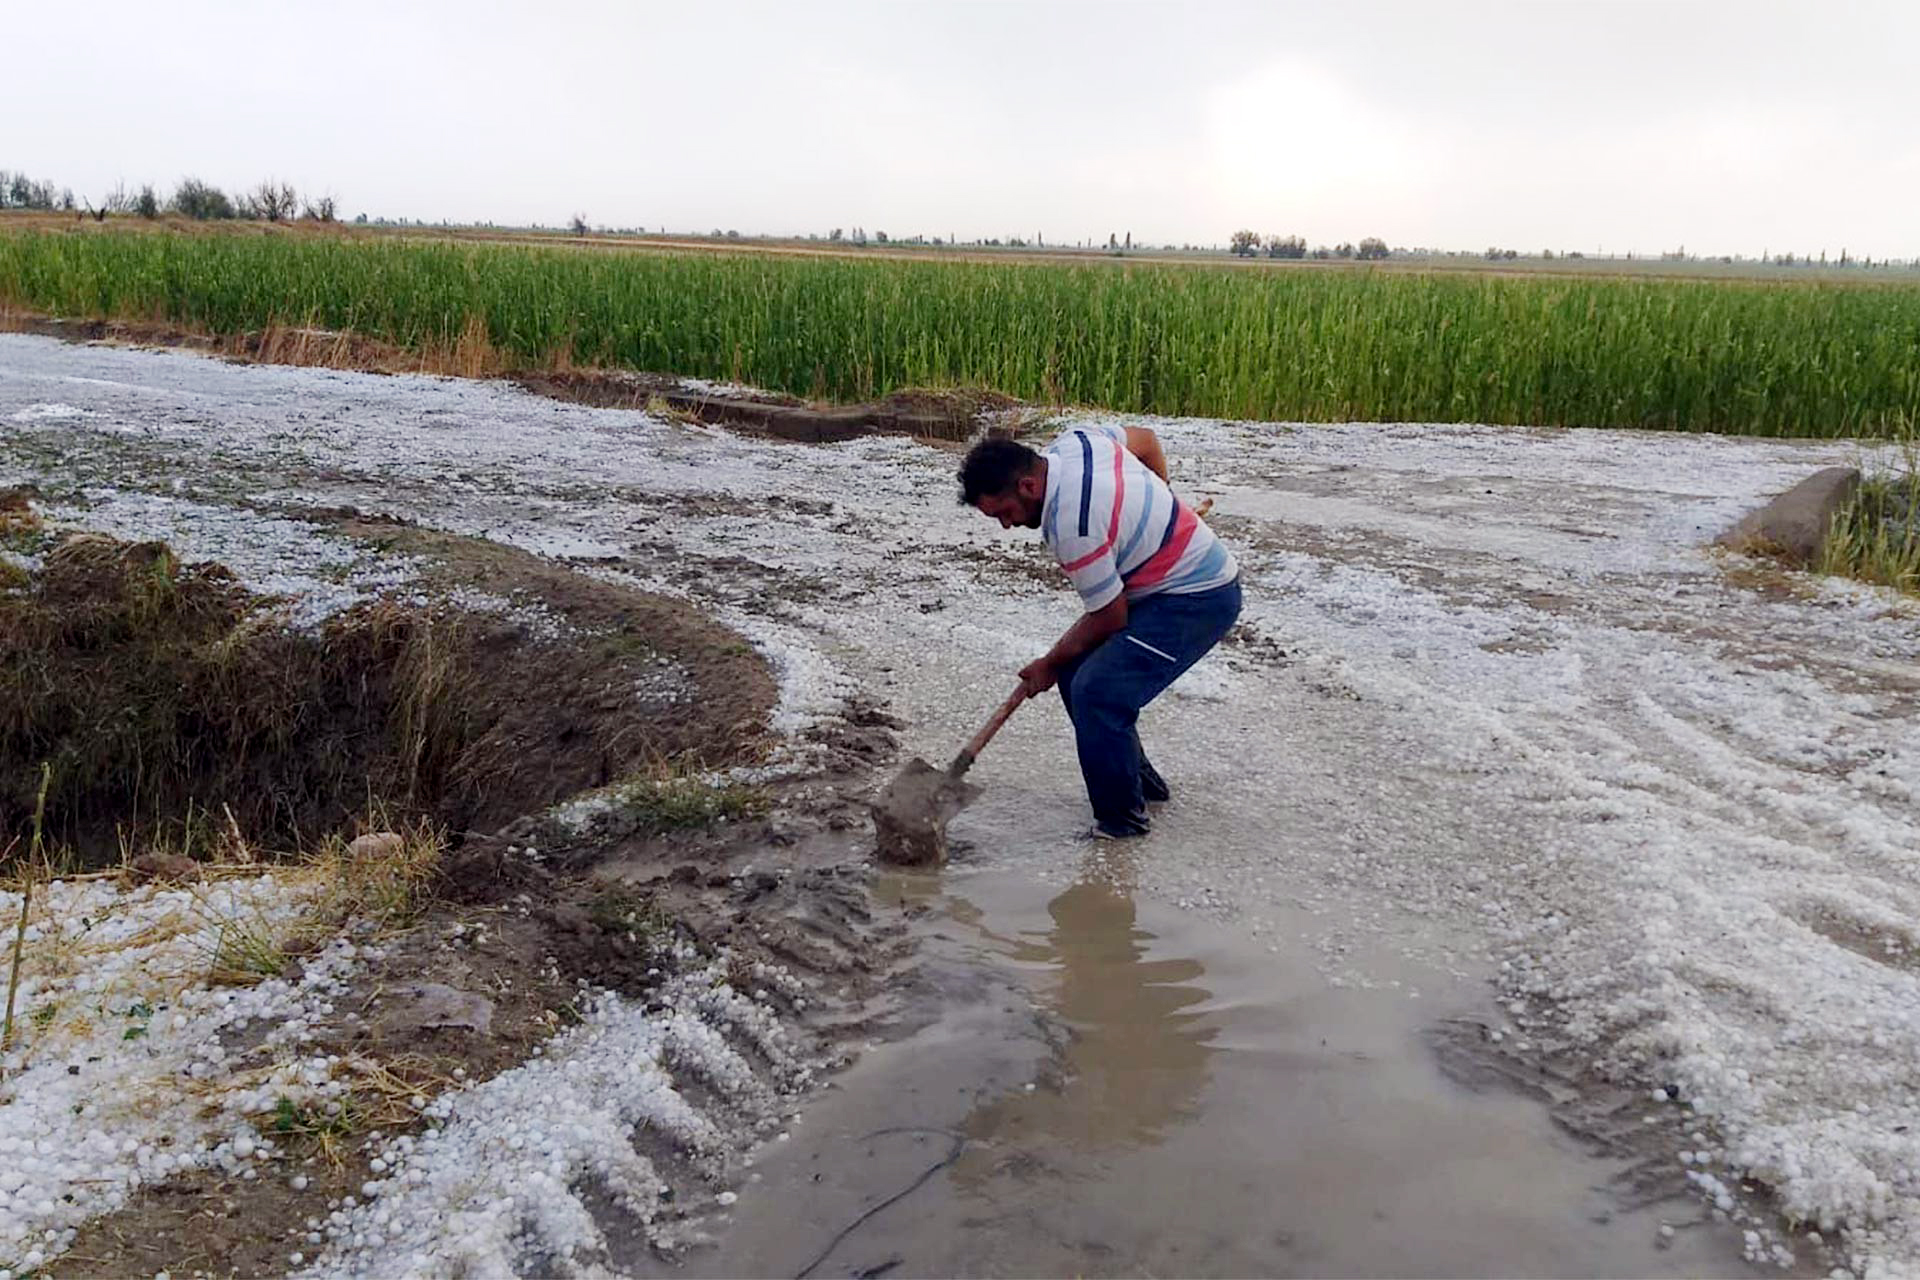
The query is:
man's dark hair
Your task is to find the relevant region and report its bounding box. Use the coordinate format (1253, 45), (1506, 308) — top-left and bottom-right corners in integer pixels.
(958, 437), (1041, 505)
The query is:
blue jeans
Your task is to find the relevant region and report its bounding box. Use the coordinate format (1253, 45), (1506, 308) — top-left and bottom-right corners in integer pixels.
(1055, 578), (1243, 833)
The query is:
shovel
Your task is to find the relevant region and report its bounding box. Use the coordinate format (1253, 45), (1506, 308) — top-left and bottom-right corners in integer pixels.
(872, 686), (1028, 866)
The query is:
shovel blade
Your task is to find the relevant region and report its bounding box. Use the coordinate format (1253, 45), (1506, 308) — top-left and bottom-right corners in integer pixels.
(872, 757), (980, 867)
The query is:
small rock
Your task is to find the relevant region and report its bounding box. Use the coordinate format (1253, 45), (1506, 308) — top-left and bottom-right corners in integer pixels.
(348, 831), (406, 862)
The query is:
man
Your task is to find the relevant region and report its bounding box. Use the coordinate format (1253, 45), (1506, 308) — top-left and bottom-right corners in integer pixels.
(958, 424), (1241, 839)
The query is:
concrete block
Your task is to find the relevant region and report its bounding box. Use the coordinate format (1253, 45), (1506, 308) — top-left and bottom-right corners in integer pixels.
(1715, 466), (1860, 566)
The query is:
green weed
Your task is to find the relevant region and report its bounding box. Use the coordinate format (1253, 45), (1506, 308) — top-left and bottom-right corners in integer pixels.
(1820, 434), (1920, 596)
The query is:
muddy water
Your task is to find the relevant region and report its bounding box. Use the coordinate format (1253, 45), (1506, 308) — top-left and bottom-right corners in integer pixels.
(668, 863), (1768, 1279)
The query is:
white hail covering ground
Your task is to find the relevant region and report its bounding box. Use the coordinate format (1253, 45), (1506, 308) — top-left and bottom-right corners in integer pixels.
(2, 334), (1917, 1275)
(299, 967), (811, 1278)
(0, 865), (812, 1279)
(0, 872), (357, 1276)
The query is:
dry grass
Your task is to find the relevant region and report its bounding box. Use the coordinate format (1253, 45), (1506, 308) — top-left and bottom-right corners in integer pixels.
(0, 536), (479, 863)
(0, 304), (542, 382)
(307, 821), (445, 934)
(251, 1051), (462, 1165)
(0, 819), (446, 1070)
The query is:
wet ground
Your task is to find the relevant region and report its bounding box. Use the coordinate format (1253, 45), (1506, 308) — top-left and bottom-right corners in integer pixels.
(672, 866), (1777, 1279)
(5, 334), (1917, 1275)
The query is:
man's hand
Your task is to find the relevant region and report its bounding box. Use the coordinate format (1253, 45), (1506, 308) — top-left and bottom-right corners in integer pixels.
(1018, 656), (1059, 698)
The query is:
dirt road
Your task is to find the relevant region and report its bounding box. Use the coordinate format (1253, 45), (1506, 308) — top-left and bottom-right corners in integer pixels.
(4, 334), (1916, 1277)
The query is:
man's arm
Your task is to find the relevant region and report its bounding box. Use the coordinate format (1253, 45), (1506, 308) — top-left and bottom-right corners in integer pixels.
(1018, 594), (1128, 696)
(1123, 426), (1169, 483)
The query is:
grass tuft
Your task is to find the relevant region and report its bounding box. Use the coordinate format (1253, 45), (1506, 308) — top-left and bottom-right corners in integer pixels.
(1819, 434), (1920, 596)
(310, 821), (445, 933)
(599, 766), (765, 835)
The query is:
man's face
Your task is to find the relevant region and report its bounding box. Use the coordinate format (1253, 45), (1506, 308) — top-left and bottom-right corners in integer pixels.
(974, 473), (1046, 530)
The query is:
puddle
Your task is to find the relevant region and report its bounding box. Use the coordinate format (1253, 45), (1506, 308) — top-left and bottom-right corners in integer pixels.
(656, 860), (1782, 1279)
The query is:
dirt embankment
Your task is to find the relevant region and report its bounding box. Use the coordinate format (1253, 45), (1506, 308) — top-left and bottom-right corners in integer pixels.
(515, 370), (1016, 444)
(1, 308), (1020, 444)
(0, 511), (772, 859)
(5, 515), (919, 1277)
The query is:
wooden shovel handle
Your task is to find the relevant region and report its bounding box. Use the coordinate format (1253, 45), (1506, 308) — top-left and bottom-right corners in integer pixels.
(953, 686), (1028, 771)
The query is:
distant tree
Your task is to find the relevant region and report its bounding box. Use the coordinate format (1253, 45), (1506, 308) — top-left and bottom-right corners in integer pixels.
(1229, 228), (1260, 257)
(133, 184), (160, 219)
(874, 229), (888, 243)
(5, 172), (62, 210)
(1541, 248), (1554, 260)
(246, 180), (298, 222)
(171, 177), (236, 220)
(354, 212), (369, 224)
(829, 227), (843, 241)
(570, 213), (589, 235)
(1310, 245), (1332, 259)
(1356, 237), (1388, 260)
(302, 194), (337, 222)
(726, 229), (741, 239)
(1333, 242), (1355, 259)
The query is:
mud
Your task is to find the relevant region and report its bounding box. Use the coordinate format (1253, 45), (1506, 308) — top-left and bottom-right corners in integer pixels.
(516, 371), (1016, 444)
(57, 800), (918, 1278)
(870, 757), (979, 866)
(661, 866), (1818, 1279)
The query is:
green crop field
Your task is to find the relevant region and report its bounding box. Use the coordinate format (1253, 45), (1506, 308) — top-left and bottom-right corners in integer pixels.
(2, 227), (1917, 437)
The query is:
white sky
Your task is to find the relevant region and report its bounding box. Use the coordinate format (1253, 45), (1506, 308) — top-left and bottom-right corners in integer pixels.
(11, 0), (1917, 258)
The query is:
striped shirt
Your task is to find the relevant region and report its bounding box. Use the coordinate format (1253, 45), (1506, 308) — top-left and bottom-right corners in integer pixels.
(1040, 423), (1238, 612)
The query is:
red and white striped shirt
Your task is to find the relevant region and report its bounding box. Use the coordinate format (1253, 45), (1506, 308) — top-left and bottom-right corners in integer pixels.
(1040, 424), (1238, 612)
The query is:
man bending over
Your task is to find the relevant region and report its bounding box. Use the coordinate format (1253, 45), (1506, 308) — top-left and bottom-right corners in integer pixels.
(958, 425), (1241, 839)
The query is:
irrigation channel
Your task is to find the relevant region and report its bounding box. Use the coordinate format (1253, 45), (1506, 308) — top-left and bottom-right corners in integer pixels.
(3, 332), (1917, 1277)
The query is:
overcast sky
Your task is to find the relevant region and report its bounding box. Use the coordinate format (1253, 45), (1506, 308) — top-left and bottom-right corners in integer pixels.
(12, 0), (1916, 258)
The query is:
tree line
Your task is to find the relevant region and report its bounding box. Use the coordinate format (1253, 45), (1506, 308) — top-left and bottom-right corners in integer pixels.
(1229, 231), (1390, 260)
(0, 169), (336, 223)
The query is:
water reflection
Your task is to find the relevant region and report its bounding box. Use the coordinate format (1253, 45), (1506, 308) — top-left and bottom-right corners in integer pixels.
(950, 866), (1219, 1181)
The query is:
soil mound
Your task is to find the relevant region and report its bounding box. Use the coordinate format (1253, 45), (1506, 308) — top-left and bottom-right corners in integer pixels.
(0, 528), (774, 862)
(516, 371), (1014, 443)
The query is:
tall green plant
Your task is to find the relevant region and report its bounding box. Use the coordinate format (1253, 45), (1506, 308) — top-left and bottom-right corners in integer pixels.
(2, 229), (1917, 436)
